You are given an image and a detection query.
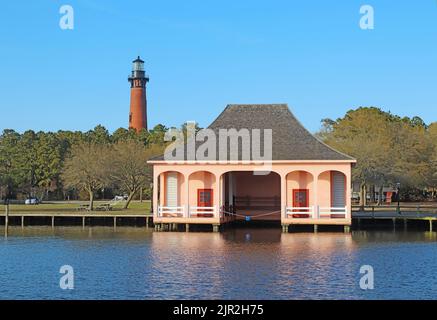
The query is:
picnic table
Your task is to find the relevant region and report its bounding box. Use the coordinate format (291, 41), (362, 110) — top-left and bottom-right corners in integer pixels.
(95, 203), (112, 211)
(76, 204), (90, 211)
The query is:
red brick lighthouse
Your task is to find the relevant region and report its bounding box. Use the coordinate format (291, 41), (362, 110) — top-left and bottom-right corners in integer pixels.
(128, 56), (149, 131)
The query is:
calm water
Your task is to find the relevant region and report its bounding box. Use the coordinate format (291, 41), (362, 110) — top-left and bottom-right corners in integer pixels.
(0, 226), (437, 300)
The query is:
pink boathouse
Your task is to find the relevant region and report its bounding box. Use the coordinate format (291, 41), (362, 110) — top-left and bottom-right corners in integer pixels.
(148, 104), (356, 232)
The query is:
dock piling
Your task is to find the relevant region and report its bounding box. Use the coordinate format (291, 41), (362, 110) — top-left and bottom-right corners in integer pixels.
(212, 224), (220, 232)
(51, 216), (55, 229)
(4, 203), (9, 238)
(314, 225), (318, 233)
(185, 224), (190, 232)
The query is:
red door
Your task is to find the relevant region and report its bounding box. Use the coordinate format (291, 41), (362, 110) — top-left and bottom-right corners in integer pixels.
(292, 189), (309, 218)
(197, 189), (213, 217)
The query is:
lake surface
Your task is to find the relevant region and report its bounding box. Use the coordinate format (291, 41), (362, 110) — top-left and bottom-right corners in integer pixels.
(1, 226), (437, 300)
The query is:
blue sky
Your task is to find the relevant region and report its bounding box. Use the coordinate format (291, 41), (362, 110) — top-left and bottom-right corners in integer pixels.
(0, 0), (436, 133)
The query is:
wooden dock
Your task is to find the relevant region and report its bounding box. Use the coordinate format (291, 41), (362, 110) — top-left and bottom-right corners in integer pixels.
(1, 210), (153, 236)
(3, 204), (437, 234)
(352, 205), (437, 231)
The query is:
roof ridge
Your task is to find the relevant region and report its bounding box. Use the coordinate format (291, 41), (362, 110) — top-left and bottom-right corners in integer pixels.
(283, 106), (355, 160)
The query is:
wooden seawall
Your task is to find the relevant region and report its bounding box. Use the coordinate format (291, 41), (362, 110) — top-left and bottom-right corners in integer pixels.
(2, 204), (437, 234)
(1, 212), (153, 231)
(353, 205), (437, 232)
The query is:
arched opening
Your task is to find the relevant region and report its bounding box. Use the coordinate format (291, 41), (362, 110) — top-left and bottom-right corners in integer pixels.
(188, 171), (216, 217)
(285, 171), (314, 218)
(157, 171), (185, 217)
(221, 171), (281, 222)
(318, 170), (347, 218)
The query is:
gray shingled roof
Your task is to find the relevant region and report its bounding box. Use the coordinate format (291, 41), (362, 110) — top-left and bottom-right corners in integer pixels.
(154, 104), (354, 161)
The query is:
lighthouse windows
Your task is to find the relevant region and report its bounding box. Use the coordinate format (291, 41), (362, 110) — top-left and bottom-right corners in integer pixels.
(133, 61), (144, 72)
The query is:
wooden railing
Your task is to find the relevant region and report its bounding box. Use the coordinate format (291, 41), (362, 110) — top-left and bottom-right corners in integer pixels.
(189, 206), (217, 218)
(286, 206), (315, 219)
(234, 196), (280, 211)
(352, 205), (437, 216)
(157, 206), (184, 217)
(319, 206), (348, 219)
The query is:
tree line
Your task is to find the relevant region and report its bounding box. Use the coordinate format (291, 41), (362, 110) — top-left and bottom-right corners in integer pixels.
(1, 107), (435, 209)
(0, 125), (169, 208)
(318, 107), (437, 205)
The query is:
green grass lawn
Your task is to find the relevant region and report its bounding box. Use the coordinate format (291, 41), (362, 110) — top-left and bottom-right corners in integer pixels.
(0, 200), (151, 215)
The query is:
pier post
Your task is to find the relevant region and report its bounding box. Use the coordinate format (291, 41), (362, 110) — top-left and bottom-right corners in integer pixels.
(21, 216), (24, 229)
(82, 216), (85, 229)
(212, 224), (220, 232)
(51, 216), (55, 229)
(344, 225), (351, 233)
(185, 224), (190, 232)
(146, 217), (149, 228)
(281, 224), (288, 233)
(392, 218), (396, 231)
(314, 225), (318, 233)
(429, 220), (433, 232)
(403, 219), (407, 231)
(4, 202), (9, 238)
(113, 217), (117, 229)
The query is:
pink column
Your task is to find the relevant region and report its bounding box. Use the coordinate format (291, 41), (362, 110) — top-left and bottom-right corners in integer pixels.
(184, 173), (190, 218)
(213, 174), (220, 218)
(313, 173), (319, 219)
(346, 168), (352, 220)
(280, 174), (287, 221)
(153, 170), (159, 218)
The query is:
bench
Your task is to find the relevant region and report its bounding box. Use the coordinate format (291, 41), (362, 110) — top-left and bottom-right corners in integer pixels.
(95, 204), (112, 211)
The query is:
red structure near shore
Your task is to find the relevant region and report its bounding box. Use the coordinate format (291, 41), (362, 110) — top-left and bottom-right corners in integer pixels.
(128, 56), (149, 131)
